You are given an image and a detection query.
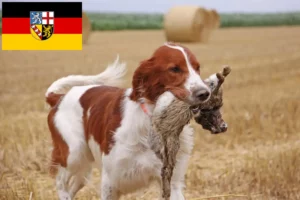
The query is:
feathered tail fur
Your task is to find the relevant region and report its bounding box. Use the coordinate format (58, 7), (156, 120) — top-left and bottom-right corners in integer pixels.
(45, 55), (127, 107)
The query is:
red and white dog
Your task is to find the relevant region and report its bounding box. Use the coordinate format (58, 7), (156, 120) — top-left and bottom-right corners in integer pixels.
(45, 43), (210, 200)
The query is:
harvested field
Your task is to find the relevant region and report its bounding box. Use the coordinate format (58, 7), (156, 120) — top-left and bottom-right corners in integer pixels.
(1, 26), (300, 200)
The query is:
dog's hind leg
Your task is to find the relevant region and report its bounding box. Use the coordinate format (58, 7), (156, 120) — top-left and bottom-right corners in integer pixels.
(68, 164), (92, 199)
(56, 167), (73, 200)
(53, 145), (93, 200)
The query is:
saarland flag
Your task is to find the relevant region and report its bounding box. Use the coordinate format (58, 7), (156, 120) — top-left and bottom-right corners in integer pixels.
(2, 2), (82, 50)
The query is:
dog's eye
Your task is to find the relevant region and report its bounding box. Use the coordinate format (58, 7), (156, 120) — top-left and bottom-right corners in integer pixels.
(170, 66), (181, 73)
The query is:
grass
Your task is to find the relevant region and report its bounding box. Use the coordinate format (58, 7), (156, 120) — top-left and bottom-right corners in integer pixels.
(88, 13), (163, 30)
(86, 12), (300, 30)
(220, 12), (300, 27)
(1, 11), (300, 32)
(88, 12), (300, 30)
(1, 26), (300, 199)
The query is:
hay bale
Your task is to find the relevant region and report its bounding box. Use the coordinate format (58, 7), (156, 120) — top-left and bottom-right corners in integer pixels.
(199, 8), (213, 43)
(82, 12), (91, 44)
(200, 8), (221, 42)
(210, 9), (220, 29)
(207, 10), (216, 29)
(164, 6), (211, 43)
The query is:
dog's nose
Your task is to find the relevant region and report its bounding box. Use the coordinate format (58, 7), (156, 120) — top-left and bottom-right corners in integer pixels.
(196, 90), (210, 102)
(220, 122), (228, 132)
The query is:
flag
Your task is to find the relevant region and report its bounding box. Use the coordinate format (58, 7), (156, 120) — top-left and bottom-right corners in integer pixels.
(2, 2), (82, 50)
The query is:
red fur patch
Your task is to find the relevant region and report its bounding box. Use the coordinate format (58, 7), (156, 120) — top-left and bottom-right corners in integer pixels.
(80, 86), (125, 154)
(46, 92), (64, 108)
(47, 103), (69, 177)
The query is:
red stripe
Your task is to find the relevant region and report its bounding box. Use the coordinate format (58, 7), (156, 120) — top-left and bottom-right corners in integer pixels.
(2, 18), (30, 34)
(2, 18), (82, 34)
(54, 18), (82, 34)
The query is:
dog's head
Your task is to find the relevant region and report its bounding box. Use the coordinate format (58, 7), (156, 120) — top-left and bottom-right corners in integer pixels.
(130, 42), (210, 106)
(192, 66), (231, 134)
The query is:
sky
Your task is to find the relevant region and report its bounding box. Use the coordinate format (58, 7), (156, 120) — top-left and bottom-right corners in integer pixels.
(1, 0), (300, 13)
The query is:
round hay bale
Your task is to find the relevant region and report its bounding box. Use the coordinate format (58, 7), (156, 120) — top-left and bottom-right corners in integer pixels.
(198, 7), (211, 28)
(164, 6), (210, 43)
(207, 10), (217, 29)
(211, 9), (220, 29)
(82, 12), (91, 44)
(199, 8), (213, 43)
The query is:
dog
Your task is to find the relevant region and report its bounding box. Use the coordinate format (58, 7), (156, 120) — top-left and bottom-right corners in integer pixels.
(45, 42), (210, 200)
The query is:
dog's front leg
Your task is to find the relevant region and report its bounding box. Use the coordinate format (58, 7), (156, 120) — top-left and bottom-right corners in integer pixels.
(169, 125), (194, 200)
(101, 168), (120, 200)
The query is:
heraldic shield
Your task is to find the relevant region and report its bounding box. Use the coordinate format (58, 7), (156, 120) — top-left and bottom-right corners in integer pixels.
(30, 11), (54, 41)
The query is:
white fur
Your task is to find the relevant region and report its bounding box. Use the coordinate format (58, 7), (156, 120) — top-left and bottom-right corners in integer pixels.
(205, 73), (219, 91)
(88, 136), (102, 167)
(45, 55), (127, 97)
(164, 43), (210, 104)
(153, 91), (175, 114)
(102, 90), (161, 195)
(86, 107), (92, 119)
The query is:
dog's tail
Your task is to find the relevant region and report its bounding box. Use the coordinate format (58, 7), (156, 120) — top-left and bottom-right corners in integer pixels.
(45, 55), (127, 107)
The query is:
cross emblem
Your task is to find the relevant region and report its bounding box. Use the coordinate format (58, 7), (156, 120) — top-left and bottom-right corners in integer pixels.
(42, 11), (54, 25)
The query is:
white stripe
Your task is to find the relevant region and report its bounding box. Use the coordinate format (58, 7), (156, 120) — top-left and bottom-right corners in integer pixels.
(164, 43), (193, 73)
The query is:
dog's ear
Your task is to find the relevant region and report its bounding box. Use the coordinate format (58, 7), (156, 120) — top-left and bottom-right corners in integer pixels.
(130, 59), (152, 102)
(130, 57), (166, 103)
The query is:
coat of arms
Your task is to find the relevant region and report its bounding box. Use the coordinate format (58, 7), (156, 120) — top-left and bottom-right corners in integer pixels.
(30, 11), (54, 41)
